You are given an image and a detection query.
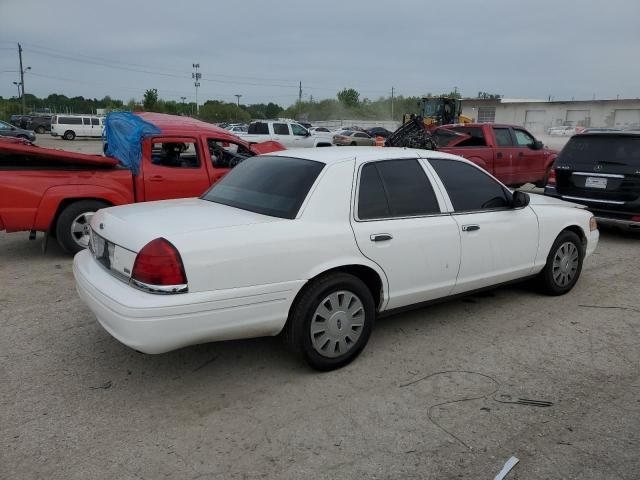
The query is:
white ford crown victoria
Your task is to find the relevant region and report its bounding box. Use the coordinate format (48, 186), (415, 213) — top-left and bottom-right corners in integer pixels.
(73, 147), (598, 370)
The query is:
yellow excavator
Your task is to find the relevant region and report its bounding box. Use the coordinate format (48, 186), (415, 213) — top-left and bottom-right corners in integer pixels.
(402, 96), (473, 129)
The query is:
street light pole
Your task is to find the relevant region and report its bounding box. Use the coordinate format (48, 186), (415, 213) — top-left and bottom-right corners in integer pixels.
(192, 63), (201, 115)
(234, 94), (242, 108)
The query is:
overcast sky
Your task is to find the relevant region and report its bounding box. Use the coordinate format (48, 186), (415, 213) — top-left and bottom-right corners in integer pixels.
(1, 0), (639, 106)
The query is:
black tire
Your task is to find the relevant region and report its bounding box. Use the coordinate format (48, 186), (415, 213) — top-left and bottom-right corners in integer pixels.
(35, 126), (46, 134)
(63, 130), (76, 141)
(55, 200), (109, 254)
(285, 273), (375, 371)
(350, 141), (357, 146)
(538, 230), (584, 295)
(535, 168), (552, 188)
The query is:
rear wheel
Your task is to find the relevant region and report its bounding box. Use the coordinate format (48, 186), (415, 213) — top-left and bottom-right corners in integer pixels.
(350, 141), (357, 146)
(35, 126), (46, 134)
(55, 200), (109, 254)
(63, 130), (76, 140)
(285, 273), (375, 371)
(538, 230), (584, 295)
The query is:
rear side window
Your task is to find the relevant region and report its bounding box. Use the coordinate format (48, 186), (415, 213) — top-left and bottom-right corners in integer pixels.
(91, 118), (100, 126)
(493, 127), (513, 147)
(358, 159), (440, 220)
(82, 118), (90, 125)
(248, 122), (269, 135)
(449, 126), (487, 147)
(202, 156), (324, 219)
(558, 135), (640, 167)
(273, 123), (290, 135)
(59, 117), (82, 125)
(430, 159), (510, 211)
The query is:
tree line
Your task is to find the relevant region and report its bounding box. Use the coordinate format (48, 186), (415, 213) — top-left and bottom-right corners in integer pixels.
(0, 88), (501, 124)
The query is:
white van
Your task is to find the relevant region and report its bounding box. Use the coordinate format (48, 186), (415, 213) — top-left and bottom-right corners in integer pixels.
(50, 115), (104, 140)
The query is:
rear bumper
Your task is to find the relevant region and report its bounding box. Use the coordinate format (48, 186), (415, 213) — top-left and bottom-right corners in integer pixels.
(545, 187), (640, 229)
(73, 250), (302, 354)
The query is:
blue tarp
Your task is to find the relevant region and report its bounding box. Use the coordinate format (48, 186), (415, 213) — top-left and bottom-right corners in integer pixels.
(103, 112), (161, 175)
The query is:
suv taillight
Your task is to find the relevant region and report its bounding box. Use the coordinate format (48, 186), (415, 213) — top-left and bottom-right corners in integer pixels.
(547, 168), (556, 186)
(131, 238), (188, 293)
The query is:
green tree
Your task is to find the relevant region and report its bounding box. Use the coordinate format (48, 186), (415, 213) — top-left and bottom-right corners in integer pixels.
(143, 88), (159, 110)
(337, 88), (360, 108)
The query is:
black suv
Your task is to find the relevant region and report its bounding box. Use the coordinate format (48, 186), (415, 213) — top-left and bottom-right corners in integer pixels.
(545, 132), (640, 230)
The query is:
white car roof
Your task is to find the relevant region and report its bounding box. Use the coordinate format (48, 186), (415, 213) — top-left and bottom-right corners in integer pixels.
(268, 147), (464, 166)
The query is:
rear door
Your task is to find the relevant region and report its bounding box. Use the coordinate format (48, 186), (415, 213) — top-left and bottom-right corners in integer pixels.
(350, 158), (460, 309)
(272, 122), (292, 146)
(427, 158), (539, 293)
(141, 137), (211, 201)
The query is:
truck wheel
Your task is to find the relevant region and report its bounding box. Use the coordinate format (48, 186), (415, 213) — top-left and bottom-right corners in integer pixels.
(284, 272), (375, 371)
(55, 200), (109, 254)
(63, 130), (76, 140)
(35, 126), (46, 134)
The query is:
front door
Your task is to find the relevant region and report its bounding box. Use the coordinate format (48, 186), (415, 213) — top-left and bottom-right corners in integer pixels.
(142, 137), (211, 201)
(427, 158), (539, 293)
(350, 158), (461, 310)
(512, 127), (546, 184)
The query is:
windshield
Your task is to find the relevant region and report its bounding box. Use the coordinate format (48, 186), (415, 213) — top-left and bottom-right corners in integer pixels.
(202, 156), (325, 219)
(559, 135), (640, 167)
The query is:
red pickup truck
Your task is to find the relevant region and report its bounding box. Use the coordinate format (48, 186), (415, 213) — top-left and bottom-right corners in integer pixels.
(0, 113), (284, 253)
(432, 123), (557, 186)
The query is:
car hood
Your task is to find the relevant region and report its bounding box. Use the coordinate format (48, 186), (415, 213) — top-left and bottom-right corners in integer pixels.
(91, 198), (281, 252)
(527, 192), (587, 209)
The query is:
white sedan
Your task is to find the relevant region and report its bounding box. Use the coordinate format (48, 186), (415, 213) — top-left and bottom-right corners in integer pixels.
(73, 148), (599, 370)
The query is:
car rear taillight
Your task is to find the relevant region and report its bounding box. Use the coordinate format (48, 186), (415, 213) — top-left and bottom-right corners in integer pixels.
(131, 238), (188, 294)
(547, 168), (556, 186)
(632, 215), (640, 222)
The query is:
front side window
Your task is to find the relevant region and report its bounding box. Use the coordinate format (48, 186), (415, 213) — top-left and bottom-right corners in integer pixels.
(291, 124), (307, 136)
(202, 156), (324, 219)
(429, 159), (510, 211)
(358, 159), (440, 220)
(150, 141), (200, 168)
(273, 123), (290, 135)
(513, 129), (535, 147)
(82, 118), (90, 125)
(208, 138), (253, 168)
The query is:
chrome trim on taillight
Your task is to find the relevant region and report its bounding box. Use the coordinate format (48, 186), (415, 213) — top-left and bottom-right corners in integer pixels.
(129, 278), (189, 295)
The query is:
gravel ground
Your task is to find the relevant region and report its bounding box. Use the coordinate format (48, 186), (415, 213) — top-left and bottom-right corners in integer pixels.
(1, 226), (639, 479)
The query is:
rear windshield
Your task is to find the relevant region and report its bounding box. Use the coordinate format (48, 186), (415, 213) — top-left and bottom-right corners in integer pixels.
(559, 135), (640, 167)
(202, 156), (324, 219)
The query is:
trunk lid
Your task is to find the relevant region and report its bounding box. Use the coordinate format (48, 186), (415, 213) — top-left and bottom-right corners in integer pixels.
(90, 198), (280, 253)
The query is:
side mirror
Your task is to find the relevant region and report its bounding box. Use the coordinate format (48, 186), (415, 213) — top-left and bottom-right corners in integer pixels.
(531, 140), (544, 150)
(305, 130), (311, 137)
(511, 190), (530, 208)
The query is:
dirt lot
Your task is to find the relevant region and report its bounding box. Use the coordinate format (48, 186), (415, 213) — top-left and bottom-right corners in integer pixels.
(1, 225), (639, 480)
(2, 134), (639, 479)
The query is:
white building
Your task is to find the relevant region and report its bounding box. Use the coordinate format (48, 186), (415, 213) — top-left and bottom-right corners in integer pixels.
(461, 98), (640, 134)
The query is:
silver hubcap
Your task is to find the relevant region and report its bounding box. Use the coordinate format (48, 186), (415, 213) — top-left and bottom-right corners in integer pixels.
(71, 212), (94, 248)
(310, 291), (365, 358)
(552, 241), (579, 287)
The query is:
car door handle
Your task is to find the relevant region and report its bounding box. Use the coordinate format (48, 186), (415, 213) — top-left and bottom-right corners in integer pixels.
(370, 233), (393, 242)
(462, 224), (480, 232)
(150, 175), (165, 182)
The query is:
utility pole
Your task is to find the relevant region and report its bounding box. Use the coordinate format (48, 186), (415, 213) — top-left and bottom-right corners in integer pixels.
(192, 63), (201, 115)
(234, 94), (242, 107)
(18, 43), (30, 115)
(391, 87), (395, 120)
(298, 81), (302, 104)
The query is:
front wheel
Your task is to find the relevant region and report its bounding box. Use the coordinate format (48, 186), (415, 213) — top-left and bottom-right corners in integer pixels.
(55, 200), (109, 254)
(538, 230), (584, 295)
(285, 273), (375, 371)
(63, 130), (76, 140)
